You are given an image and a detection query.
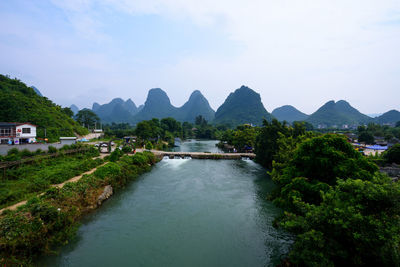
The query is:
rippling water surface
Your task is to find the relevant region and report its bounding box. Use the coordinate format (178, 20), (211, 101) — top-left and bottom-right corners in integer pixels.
(40, 140), (292, 267)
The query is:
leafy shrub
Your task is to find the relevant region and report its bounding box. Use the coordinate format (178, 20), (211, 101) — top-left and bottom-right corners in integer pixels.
(109, 148), (123, 162)
(35, 149), (44, 155)
(122, 146), (132, 153)
(94, 163), (121, 179)
(384, 144), (400, 164)
(4, 153), (21, 161)
(145, 141), (153, 150)
(20, 149), (33, 158)
(131, 153), (148, 166)
(7, 148), (19, 156)
(60, 144), (71, 151)
(47, 146), (57, 154)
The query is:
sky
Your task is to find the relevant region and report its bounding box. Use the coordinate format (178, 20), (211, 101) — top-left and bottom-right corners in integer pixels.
(0, 0), (399, 114)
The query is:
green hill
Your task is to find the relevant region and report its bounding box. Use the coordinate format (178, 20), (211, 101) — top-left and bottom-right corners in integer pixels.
(374, 110), (400, 125)
(178, 90), (215, 123)
(0, 74), (88, 141)
(214, 86), (272, 126)
(92, 98), (138, 123)
(133, 88), (179, 123)
(272, 105), (308, 123)
(306, 100), (372, 127)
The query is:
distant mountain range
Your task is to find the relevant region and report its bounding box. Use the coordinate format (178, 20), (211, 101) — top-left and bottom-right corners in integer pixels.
(272, 105), (308, 123)
(68, 87), (398, 128)
(92, 98), (139, 123)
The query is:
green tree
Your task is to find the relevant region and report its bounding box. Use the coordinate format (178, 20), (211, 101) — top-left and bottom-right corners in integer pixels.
(61, 107), (74, 118)
(384, 144), (400, 164)
(282, 174), (400, 266)
(254, 119), (289, 168)
(75, 109), (100, 128)
(272, 134), (378, 212)
(358, 131), (374, 144)
(195, 115), (207, 126)
(231, 126), (257, 152)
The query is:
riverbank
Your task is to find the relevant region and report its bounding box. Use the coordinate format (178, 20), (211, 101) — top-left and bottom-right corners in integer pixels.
(0, 151), (157, 266)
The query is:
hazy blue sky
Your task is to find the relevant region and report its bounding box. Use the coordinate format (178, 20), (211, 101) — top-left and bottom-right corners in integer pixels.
(0, 0), (399, 114)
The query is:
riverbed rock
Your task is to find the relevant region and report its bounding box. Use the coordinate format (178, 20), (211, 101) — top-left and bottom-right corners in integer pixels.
(97, 185), (113, 206)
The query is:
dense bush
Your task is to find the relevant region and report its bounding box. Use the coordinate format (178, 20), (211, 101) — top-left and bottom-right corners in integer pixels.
(47, 146), (57, 154)
(384, 144), (400, 164)
(122, 146), (132, 153)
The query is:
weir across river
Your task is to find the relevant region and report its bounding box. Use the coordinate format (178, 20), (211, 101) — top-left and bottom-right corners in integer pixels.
(139, 149), (256, 160)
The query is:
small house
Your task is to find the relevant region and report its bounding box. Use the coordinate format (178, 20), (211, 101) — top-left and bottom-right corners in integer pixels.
(0, 122), (37, 145)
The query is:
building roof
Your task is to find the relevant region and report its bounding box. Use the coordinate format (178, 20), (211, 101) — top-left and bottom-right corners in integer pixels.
(0, 122), (37, 127)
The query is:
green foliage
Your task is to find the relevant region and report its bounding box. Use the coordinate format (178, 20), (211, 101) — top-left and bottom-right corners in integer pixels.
(358, 123), (400, 142)
(145, 141), (153, 150)
(254, 119), (290, 168)
(0, 74), (88, 142)
(282, 175), (400, 266)
(47, 145), (57, 154)
(384, 144), (400, 164)
(94, 162), (121, 179)
(231, 125), (258, 151)
(103, 122), (135, 138)
(61, 107), (74, 118)
(109, 148), (123, 162)
(272, 134), (378, 212)
(75, 109), (100, 128)
(257, 126), (400, 266)
(121, 146), (132, 153)
(0, 149), (101, 208)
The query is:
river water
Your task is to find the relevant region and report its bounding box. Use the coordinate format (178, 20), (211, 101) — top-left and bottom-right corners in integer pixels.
(40, 140), (292, 267)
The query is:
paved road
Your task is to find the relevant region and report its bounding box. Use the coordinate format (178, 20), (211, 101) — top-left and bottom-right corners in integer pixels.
(0, 143), (65, 155)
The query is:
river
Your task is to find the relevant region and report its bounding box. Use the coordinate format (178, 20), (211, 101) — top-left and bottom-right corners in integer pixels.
(39, 140), (292, 266)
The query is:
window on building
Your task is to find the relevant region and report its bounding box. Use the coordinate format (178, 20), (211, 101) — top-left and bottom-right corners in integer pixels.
(22, 128), (31, 134)
(0, 128), (11, 136)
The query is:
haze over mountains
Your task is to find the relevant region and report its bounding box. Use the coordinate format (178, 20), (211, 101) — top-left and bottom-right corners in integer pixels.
(272, 105), (309, 123)
(69, 85), (399, 128)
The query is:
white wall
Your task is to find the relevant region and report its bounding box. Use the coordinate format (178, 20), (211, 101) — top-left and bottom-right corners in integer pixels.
(16, 124), (36, 138)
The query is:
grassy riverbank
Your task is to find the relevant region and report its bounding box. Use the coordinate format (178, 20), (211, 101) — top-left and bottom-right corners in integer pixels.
(0, 145), (102, 209)
(0, 151), (157, 266)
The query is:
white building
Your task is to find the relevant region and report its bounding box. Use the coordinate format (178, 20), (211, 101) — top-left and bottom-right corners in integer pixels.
(0, 122), (37, 145)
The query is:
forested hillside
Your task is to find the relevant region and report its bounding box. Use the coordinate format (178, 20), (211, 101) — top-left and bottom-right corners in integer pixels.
(0, 75), (88, 141)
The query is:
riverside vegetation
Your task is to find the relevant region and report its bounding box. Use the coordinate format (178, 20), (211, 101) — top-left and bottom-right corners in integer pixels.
(0, 144), (102, 209)
(251, 119), (400, 266)
(0, 150), (157, 265)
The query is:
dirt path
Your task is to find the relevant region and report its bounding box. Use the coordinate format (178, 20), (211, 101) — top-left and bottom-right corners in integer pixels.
(0, 154), (109, 214)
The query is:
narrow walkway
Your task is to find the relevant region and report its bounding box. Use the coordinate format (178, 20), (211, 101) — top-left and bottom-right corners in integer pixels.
(0, 154), (109, 214)
(136, 149), (256, 160)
